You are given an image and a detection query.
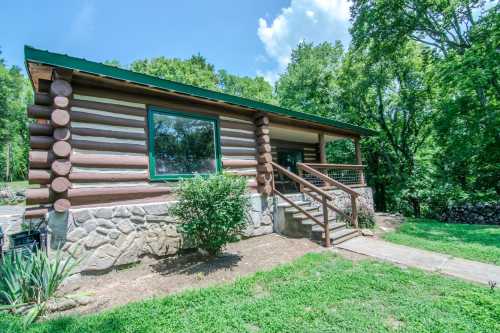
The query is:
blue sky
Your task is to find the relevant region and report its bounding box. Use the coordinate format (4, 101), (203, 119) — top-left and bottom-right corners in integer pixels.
(1, 0), (351, 83)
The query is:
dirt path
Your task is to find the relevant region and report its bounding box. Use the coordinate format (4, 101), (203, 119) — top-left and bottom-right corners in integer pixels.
(57, 234), (325, 316)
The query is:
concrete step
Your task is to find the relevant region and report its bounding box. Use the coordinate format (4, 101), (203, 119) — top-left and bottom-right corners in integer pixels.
(293, 210), (323, 219)
(277, 201), (310, 208)
(331, 229), (360, 245)
(300, 215), (337, 225)
(311, 222), (346, 233)
(285, 204), (318, 214)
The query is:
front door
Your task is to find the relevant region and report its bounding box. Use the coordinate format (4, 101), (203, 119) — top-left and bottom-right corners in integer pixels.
(276, 149), (304, 193)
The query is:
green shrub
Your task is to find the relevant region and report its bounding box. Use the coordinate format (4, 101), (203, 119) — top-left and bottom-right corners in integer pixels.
(0, 249), (77, 326)
(171, 173), (250, 256)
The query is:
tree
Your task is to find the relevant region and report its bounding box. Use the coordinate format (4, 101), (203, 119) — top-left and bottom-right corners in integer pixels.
(218, 70), (275, 104)
(276, 41), (345, 117)
(130, 54), (220, 90)
(350, 1), (499, 211)
(0, 51), (31, 181)
(339, 42), (436, 216)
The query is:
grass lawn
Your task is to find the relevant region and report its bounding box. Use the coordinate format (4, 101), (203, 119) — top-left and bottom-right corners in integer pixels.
(383, 218), (500, 265)
(1, 253), (498, 333)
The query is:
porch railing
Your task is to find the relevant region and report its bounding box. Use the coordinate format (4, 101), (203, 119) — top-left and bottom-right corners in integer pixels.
(299, 163), (365, 187)
(297, 163), (359, 230)
(271, 162), (360, 247)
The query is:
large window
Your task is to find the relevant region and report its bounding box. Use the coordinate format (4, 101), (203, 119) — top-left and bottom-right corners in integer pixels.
(148, 107), (221, 180)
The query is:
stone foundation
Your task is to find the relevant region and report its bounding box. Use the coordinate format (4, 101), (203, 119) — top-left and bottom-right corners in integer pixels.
(46, 193), (274, 273)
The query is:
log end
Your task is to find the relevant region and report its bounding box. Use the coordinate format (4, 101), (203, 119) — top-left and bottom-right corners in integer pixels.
(54, 198), (71, 212)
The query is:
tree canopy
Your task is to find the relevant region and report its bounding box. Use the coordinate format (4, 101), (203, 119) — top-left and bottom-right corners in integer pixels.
(0, 2), (497, 218)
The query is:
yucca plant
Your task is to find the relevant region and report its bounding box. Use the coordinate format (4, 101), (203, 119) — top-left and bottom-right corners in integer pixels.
(0, 249), (77, 326)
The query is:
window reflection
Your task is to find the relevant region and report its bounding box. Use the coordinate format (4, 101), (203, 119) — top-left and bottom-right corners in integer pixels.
(151, 112), (217, 176)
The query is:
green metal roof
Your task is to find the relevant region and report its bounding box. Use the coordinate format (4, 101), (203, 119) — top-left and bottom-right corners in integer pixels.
(24, 45), (375, 136)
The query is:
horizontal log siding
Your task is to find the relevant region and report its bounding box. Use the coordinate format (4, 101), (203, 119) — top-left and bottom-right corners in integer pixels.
(69, 88), (258, 203)
(270, 140), (320, 164)
(69, 92), (150, 200)
(219, 116), (258, 190)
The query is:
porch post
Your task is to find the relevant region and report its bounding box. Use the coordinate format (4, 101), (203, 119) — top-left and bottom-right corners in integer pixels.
(354, 137), (365, 185)
(318, 133), (326, 164)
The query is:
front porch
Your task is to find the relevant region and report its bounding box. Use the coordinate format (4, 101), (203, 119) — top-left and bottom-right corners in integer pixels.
(253, 114), (373, 248)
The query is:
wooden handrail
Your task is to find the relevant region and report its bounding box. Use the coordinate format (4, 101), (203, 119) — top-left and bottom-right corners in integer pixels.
(304, 163), (365, 170)
(271, 161), (331, 246)
(271, 162), (338, 201)
(303, 191), (351, 220)
(297, 163), (359, 197)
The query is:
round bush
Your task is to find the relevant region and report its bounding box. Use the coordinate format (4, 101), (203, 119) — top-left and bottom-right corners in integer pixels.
(170, 173), (250, 256)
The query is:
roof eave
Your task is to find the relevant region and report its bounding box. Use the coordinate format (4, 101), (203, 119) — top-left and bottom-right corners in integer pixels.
(24, 45), (377, 137)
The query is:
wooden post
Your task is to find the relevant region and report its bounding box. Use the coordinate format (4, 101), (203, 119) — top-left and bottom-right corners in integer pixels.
(354, 137), (365, 185)
(351, 196), (358, 229)
(318, 133), (326, 164)
(322, 195), (331, 247)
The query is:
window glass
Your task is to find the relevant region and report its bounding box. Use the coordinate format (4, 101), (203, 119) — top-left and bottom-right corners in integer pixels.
(150, 110), (218, 178)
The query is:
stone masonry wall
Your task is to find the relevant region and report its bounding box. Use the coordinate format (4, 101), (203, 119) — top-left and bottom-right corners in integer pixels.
(47, 193), (273, 273)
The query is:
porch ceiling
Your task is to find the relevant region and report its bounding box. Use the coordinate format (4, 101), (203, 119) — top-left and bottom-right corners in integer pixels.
(269, 125), (343, 144)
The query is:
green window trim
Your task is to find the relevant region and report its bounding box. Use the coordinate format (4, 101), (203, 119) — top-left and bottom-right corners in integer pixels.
(147, 106), (222, 181)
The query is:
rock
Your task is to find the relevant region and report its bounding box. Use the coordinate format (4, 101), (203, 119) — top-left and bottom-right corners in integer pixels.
(143, 203), (168, 216)
(84, 244), (121, 271)
(96, 227), (110, 236)
(85, 231), (108, 249)
(108, 230), (121, 240)
(75, 295), (93, 306)
(146, 215), (167, 223)
(66, 227), (87, 242)
(72, 210), (92, 224)
(361, 229), (374, 236)
(252, 225), (273, 236)
(131, 206), (146, 216)
(96, 218), (115, 229)
(116, 219), (135, 234)
(113, 206), (131, 218)
(131, 216), (145, 224)
(115, 241), (140, 266)
(94, 208), (113, 219)
(82, 219), (97, 233)
(46, 297), (78, 312)
(142, 230), (179, 256)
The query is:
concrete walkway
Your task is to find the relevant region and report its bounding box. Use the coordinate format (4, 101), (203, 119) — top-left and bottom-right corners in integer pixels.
(336, 236), (500, 285)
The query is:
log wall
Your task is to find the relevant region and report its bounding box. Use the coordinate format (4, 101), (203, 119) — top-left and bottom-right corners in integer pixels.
(270, 139), (320, 164)
(26, 83), (262, 216)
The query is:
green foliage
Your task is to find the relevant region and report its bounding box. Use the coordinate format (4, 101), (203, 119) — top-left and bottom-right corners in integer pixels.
(170, 174), (250, 255)
(131, 54), (220, 90)
(0, 250), (77, 325)
(128, 55), (276, 104)
(3, 253), (498, 332)
(0, 51), (32, 182)
(383, 218), (500, 265)
(275, 3), (498, 217)
(276, 41), (345, 118)
(218, 69), (275, 104)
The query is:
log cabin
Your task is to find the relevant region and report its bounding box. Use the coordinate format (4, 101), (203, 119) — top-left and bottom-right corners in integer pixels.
(22, 46), (376, 272)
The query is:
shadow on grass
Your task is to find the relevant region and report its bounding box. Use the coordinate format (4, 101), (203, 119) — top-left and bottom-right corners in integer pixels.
(33, 314), (128, 333)
(399, 219), (500, 248)
(151, 252), (242, 277)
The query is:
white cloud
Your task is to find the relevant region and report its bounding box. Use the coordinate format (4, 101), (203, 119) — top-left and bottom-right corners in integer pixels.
(69, 1), (95, 40)
(257, 0), (351, 84)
